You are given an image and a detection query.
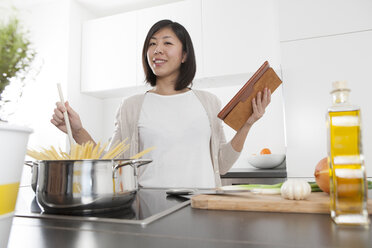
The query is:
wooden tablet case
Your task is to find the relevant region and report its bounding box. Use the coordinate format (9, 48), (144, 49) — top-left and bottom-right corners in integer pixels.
(217, 61), (282, 131)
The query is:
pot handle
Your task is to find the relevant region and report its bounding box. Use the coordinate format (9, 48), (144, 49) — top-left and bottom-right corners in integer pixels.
(113, 159), (152, 171)
(24, 161), (38, 167)
(112, 159), (152, 179)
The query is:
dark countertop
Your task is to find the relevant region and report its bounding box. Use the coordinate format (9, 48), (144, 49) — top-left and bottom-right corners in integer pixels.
(222, 167), (287, 178)
(221, 166), (287, 185)
(222, 158), (287, 179)
(8, 187), (372, 248)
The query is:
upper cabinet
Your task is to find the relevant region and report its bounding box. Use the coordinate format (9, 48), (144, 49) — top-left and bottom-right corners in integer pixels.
(278, 0), (372, 41)
(80, 0), (282, 95)
(136, 0), (203, 84)
(81, 11), (137, 93)
(202, 0), (281, 77)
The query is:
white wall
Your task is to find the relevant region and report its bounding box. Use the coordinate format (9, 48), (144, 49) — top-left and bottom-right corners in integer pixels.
(2, 0), (104, 153)
(3, 1), (70, 151)
(67, 0), (103, 144)
(279, 0), (372, 177)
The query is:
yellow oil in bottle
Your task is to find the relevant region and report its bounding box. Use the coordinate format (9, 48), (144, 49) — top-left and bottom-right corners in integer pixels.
(327, 81), (369, 225)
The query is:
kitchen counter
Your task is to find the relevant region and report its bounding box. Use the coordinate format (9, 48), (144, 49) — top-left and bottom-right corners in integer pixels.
(222, 167), (287, 178)
(221, 167), (287, 185)
(7, 186), (372, 248)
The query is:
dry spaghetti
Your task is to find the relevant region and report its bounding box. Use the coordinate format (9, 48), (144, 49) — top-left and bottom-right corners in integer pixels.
(27, 140), (155, 160)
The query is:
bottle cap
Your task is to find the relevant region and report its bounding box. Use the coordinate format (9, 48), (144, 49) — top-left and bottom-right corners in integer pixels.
(331, 81), (350, 93)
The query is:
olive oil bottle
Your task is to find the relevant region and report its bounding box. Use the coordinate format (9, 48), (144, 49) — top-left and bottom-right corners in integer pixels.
(326, 81), (369, 225)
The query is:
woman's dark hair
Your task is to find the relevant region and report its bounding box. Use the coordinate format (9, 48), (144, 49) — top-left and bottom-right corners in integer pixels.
(142, 19), (196, 91)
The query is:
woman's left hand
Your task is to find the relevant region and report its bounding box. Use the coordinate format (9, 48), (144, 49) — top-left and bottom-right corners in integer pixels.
(245, 88), (271, 126)
(231, 87), (272, 152)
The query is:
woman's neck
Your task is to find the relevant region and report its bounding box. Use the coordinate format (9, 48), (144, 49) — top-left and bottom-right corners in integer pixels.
(150, 79), (190, 95)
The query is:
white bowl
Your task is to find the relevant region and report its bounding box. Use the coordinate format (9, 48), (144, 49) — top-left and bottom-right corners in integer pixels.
(247, 154), (286, 169)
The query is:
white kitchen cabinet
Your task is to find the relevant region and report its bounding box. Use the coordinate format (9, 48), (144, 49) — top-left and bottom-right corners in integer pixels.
(278, 0), (372, 41)
(81, 11), (137, 93)
(201, 0), (281, 77)
(281, 31), (372, 177)
(136, 0), (203, 85)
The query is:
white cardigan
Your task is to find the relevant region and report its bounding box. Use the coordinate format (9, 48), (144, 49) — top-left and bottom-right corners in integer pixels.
(109, 89), (240, 187)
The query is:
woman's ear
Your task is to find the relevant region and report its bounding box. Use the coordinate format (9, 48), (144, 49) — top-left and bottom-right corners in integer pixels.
(182, 52), (187, 63)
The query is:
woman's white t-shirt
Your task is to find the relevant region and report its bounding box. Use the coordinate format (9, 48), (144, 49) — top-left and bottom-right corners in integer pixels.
(137, 90), (215, 188)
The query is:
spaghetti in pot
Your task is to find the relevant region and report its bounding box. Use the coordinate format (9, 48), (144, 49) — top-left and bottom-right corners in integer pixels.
(27, 140), (155, 160)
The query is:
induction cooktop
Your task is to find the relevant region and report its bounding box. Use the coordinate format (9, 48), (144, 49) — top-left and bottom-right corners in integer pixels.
(15, 186), (190, 226)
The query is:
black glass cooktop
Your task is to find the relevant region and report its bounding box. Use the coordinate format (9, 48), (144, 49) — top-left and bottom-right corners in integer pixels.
(15, 186), (190, 226)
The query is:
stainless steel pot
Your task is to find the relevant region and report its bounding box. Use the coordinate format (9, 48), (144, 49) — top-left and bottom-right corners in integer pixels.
(25, 159), (152, 214)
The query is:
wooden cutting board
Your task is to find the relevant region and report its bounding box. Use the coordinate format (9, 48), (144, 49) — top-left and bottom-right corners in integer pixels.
(191, 192), (372, 214)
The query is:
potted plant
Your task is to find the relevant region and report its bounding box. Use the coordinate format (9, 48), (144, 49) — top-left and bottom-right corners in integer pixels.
(0, 16), (35, 248)
(1, 17), (36, 121)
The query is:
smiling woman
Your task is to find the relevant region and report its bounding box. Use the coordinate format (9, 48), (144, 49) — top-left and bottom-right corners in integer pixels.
(142, 19), (196, 92)
(51, 19), (271, 189)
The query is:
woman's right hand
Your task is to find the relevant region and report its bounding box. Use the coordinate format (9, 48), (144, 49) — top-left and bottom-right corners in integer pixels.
(51, 101), (83, 135)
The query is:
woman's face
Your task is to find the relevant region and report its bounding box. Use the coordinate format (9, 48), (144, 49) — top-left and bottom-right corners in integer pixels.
(147, 27), (186, 82)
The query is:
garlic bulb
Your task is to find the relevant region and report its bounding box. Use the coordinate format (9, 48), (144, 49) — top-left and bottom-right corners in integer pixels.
(281, 179), (311, 200)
